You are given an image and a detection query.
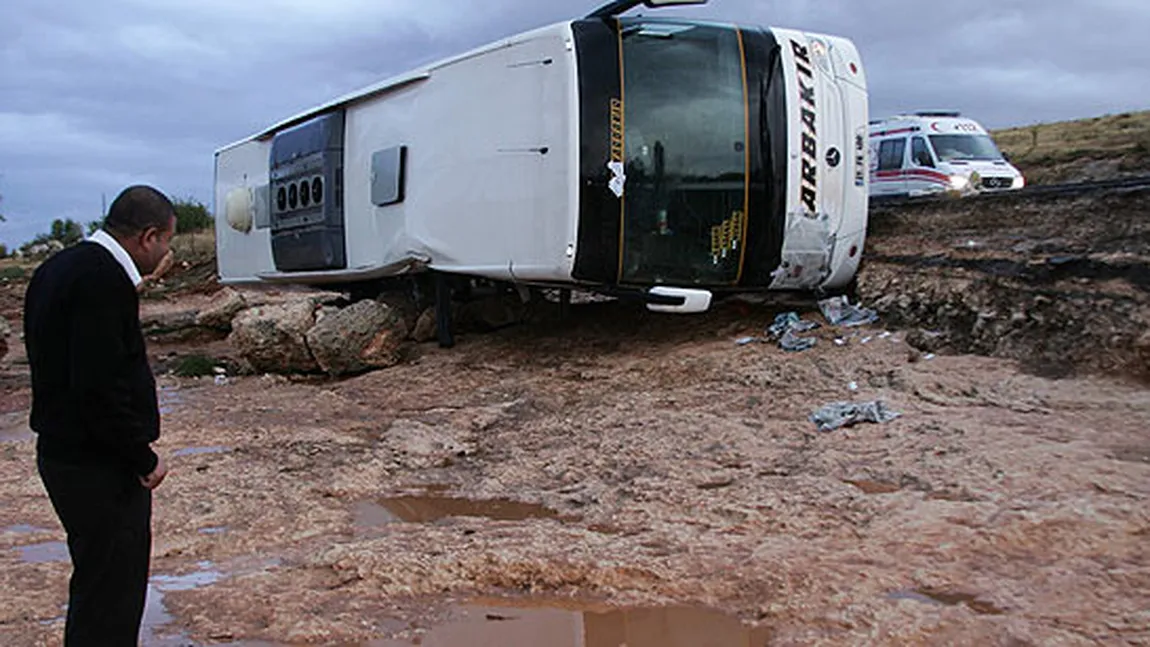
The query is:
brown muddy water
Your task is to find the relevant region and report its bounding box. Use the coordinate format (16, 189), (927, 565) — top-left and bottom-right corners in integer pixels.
(376, 600), (770, 647)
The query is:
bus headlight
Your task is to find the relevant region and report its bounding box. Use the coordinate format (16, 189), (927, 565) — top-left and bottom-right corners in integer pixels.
(224, 187), (253, 233)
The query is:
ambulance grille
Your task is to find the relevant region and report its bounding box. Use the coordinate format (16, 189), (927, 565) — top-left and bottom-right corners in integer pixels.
(981, 177), (1013, 190)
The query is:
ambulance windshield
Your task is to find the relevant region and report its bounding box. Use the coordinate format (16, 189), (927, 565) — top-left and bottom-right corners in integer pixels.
(928, 134), (1004, 162)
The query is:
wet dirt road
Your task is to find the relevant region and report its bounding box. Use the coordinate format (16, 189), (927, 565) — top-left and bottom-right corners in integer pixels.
(2, 296), (1148, 646)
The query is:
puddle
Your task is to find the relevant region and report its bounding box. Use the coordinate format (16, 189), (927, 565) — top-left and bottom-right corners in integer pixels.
(4, 524), (50, 534)
(888, 588), (1005, 616)
(172, 445), (231, 458)
(17, 541), (69, 563)
(379, 601), (770, 646)
(142, 562), (224, 645)
(151, 563), (223, 591)
(358, 496), (568, 526)
(844, 479), (902, 494)
(0, 417), (33, 444)
(158, 385), (183, 416)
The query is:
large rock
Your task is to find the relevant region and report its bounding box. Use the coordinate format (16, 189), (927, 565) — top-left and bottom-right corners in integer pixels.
(140, 309), (200, 339)
(196, 288), (247, 330)
(229, 300), (319, 373)
(411, 308), (438, 343)
(305, 299), (408, 375)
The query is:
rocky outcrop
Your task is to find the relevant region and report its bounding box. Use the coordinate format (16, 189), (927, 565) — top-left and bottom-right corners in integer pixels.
(195, 288), (248, 331)
(306, 300), (408, 375)
(863, 190), (1150, 379)
(229, 301), (319, 374)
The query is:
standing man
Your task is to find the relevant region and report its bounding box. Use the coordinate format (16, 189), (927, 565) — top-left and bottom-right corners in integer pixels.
(24, 185), (176, 645)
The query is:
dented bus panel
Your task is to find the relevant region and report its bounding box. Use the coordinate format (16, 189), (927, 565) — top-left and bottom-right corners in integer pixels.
(215, 16), (868, 312)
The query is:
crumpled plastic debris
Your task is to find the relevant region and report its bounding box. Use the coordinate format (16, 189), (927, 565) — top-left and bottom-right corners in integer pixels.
(735, 336), (761, 346)
(779, 329), (817, 352)
(768, 312), (820, 336)
(809, 400), (901, 432)
(767, 312), (819, 352)
(818, 295), (879, 327)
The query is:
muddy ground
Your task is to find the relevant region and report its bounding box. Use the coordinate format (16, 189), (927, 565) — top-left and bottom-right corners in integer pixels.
(0, 187), (1148, 646)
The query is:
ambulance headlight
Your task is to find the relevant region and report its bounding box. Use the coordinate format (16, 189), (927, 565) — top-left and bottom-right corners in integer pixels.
(1012, 176), (1025, 189)
(949, 175), (971, 191)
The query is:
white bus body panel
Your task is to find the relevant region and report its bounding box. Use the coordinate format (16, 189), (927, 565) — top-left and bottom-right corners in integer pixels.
(215, 24), (579, 285)
(216, 20), (869, 300)
(215, 138), (274, 283)
(771, 29), (868, 291)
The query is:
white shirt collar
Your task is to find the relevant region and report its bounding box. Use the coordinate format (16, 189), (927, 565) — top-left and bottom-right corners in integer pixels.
(87, 229), (143, 287)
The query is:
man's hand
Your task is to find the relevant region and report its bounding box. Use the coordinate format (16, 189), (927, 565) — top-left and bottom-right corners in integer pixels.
(137, 250), (176, 293)
(150, 249), (176, 281)
(140, 454), (168, 490)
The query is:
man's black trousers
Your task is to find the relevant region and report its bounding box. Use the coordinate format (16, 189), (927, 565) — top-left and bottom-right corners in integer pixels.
(38, 454), (152, 646)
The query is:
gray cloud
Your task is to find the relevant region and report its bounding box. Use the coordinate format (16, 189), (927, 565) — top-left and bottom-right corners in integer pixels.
(1, 0), (1147, 247)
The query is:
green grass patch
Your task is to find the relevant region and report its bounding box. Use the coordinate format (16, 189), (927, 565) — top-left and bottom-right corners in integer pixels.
(172, 354), (223, 378)
(0, 266), (27, 281)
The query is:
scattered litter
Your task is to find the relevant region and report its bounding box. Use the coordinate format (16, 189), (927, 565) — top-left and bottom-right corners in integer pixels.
(810, 401), (901, 432)
(818, 295), (879, 327)
(767, 312), (820, 352)
(860, 336), (873, 345)
(847, 381), (859, 392)
(792, 320), (820, 333)
(735, 336), (760, 346)
(212, 366), (227, 375)
(878, 331), (892, 339)
(779, 330), (817, 352)
(923, 353), (936, 361)
(213, 375), (229, 386)
(834, 338), (847, 347)
(768, 312), (819, 336)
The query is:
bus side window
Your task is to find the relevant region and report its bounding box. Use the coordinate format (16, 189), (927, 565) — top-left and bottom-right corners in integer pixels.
(911, 137), (934, 167)
(877, 139), (906, 171)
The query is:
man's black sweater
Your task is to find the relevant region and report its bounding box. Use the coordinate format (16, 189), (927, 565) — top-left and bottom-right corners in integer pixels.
(24, 242), (160, 476)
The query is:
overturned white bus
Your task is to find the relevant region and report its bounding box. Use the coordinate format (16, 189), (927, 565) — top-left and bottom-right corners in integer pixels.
(214, 0), (869, 324)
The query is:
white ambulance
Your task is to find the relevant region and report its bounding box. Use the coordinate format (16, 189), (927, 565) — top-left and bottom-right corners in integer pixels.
(868, 111), (1024, 198)
(215, 0), (870, 315)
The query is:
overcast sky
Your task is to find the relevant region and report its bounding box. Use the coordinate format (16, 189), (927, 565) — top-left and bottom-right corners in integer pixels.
(1, 0), (1148, 248)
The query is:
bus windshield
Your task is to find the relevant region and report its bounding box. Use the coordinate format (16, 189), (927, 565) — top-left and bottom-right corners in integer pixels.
(928, 134), (1004, 162)
(618, 20), (748, 285)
